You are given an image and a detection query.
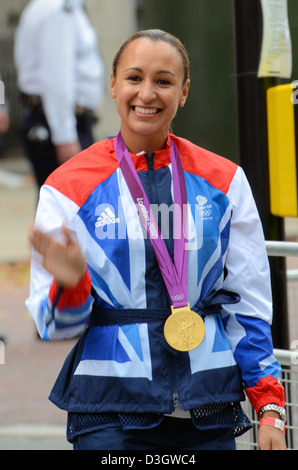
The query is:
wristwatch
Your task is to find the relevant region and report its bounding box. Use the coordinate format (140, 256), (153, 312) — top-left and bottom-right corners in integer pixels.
(259, 404), (286, 421)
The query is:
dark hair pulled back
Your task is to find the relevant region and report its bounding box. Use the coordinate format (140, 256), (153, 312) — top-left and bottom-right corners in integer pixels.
(112, 29), (190, 86)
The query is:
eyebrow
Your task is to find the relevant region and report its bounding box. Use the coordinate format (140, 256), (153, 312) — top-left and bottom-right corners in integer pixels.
(125, 67), (176, 77)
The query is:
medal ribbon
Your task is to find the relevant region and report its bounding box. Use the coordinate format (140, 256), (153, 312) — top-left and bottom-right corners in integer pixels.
(114, 132), (188, 309)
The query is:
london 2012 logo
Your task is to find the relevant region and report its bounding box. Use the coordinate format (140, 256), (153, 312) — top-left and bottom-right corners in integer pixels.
(196, 195), (213, 220)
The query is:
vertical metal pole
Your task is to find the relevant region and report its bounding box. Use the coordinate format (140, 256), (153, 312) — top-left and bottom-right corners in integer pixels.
(234, 0), (289, 349)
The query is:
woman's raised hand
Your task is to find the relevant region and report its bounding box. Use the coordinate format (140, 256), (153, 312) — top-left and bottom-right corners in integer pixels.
(28, 225), (86, 288)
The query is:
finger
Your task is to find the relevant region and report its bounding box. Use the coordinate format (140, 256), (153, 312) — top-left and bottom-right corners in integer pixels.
(27, 224), (35, 246)
(30, 229), (52, 256)
(61, 225), (75, 247)
(61, 224), (71, 239)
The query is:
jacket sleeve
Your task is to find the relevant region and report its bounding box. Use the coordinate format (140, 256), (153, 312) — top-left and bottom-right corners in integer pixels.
(25, 184), (93, 340)
(222, 166), (285, 415)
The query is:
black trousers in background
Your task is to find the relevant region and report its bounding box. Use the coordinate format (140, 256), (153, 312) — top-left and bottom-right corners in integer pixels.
(20, 106), (95, 189)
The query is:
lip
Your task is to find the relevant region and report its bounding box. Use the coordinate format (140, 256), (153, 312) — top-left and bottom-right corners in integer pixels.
(132, 105), (161, 115)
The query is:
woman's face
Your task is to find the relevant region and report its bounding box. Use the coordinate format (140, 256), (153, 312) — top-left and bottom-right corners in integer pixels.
(110, 38), (190, 154)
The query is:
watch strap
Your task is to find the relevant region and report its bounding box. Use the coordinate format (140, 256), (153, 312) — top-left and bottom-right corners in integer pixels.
(259, 403), (286, 420)
(259, 416), (286, 433)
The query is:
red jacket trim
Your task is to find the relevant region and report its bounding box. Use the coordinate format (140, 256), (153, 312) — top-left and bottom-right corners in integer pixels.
(245, 376), (285, 418)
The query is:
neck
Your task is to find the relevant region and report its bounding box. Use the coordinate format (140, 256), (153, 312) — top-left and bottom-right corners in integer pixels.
(120, 129), (169, 155)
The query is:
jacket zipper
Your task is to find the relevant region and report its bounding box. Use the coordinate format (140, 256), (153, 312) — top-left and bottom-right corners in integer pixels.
(173, 392), (179, 409)
(145, 152), (158, 204)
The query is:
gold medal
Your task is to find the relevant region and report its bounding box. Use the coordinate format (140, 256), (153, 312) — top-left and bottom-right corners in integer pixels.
(164, 303), (205, 352)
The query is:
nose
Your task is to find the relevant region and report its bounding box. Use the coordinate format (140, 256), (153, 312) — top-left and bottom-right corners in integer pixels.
(138, 79), (157, 103)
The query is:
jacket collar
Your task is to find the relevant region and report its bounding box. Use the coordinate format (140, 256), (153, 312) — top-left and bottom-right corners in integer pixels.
(107, 134), (172, 172)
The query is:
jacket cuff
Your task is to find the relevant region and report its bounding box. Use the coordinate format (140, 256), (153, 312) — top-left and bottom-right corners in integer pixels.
(49, 267), (92, 310)
(245, 376), (285, 418)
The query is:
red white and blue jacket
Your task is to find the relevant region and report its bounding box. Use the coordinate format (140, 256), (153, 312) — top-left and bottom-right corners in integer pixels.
(26, 134), (285, 424)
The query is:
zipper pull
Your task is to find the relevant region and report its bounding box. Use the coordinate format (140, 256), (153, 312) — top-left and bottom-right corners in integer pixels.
(173, 393), (179, 409)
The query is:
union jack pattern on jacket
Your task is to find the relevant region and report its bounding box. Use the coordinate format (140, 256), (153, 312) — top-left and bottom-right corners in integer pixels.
(26, 134), (285, 417)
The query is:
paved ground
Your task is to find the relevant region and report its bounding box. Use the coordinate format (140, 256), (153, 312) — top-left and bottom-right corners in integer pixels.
(0, 149), (298, 450)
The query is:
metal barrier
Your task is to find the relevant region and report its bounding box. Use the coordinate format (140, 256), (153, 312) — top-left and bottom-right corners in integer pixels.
(236, 241), (298, 449)
(266, 240), (298, 257)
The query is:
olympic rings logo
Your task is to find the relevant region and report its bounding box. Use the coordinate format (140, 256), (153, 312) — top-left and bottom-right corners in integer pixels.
(171, 294), (185, 302)
(199, 209), (212, 217)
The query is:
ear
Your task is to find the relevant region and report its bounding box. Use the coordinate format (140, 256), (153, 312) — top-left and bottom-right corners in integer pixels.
(109, 71), (116, 99)
(179, 79), (190, 107)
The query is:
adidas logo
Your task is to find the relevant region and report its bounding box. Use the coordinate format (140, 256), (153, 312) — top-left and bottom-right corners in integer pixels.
(95, 207), (120, 227)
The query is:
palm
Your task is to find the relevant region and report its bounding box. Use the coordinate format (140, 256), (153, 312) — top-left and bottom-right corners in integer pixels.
(29, 226), (86, 287)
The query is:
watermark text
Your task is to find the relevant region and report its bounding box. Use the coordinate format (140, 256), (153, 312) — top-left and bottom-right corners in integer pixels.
(290, 80), (298, 104)
(93, 197), (208, 251)
(0, 80), (4, 105)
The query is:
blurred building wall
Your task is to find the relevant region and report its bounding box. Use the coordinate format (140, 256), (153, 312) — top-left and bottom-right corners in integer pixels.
(139, 0), (298, 164)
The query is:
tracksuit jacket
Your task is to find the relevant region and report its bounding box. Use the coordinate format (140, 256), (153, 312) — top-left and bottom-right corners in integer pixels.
(26, 134), (285, 437)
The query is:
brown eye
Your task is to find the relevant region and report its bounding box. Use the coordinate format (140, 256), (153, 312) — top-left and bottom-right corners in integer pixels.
(157, 79), (170, 86)
(128, 76), (141, 82)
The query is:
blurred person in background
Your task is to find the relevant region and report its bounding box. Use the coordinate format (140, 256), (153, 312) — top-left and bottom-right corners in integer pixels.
(0, 110), (9, 135)
(0, 73), (10, 135)
(14, 0), (105, 190)
(0, 106), (10, 135)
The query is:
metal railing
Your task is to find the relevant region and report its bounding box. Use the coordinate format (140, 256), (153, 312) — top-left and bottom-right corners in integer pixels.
(266, 240), (298, 257)
(266, 240), (298, 280)
(236, 240), (298, 450)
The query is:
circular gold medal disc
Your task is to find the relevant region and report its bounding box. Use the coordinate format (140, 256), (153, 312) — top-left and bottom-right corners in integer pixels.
(164, 306), (205, 352)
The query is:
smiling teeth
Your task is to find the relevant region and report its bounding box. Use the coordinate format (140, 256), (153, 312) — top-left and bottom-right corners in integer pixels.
(134, 106), (159, 114)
